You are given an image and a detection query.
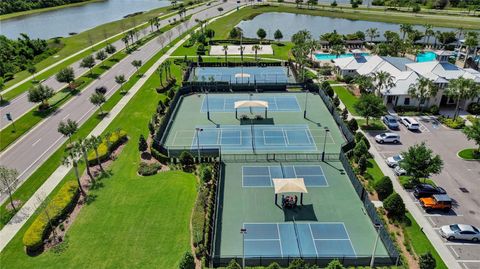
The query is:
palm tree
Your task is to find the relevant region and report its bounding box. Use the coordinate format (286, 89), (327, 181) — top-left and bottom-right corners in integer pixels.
(252, 45), (261, 61)
(353, 75), (374, 93)
(365, 28), (379, 43)
(307, 39), (318, 60)
(445, 78), (480, 120)
(88, 135), (105, 172)
(62, 147), (85, 196)
(122, 35), (130, 50)
(57, 119), (78, 144)
(331, 44), (345, 58)
(115, 74), (126, 93)
(239, 45), (245, 62)
(456, 27), (465, 47)
(400, 24), (413, 41)
(74, 139), (95, 183)
(156, 65), (164, 87)
(407, 77), (438, 111)
(423, 24), (433, 47)
(463, 32), (479, 68)
(222, 45), (228, 62)
(373, 71), (395, 96)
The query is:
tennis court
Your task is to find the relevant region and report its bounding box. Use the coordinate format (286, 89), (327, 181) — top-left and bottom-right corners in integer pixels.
(201, 95), (300, 112)
(243, 222), (356, 258)
(189, 66), (295, 84)
(242, 165), (327, 187)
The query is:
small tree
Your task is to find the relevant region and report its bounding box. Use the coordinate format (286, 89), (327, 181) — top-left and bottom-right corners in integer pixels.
(90, 92), (106, 115)
(80, 55), (96, 75)
(179, 151), (194, 167)
(326, 259), (345, 269)
(28, 84), (55, 109)
(27, 64), (37, 81)
(115, 74), (127, 93)
(347, 118), (358, 132)
(353, 139), (369, 161)
(131, 60), (142, 75)
(333, 96), (340, 107)
(274, 29), (283, 42)
(226, 259), (241, 269)
(0, 166), (19, 212)
(200, 165), (212, 184)
(95, 50), (108, 67)
(357, 155), (367, 175)
(419, 252), (436, 269)
(178, 251), (195, 269)
(400, 142), (443, 183)
(354, 94), (386, 126)
(463, 119), (480, 154)
(88, 135), (105, 172)
(56, 67), (76, 90)
(105, 44), (117, 54)
(57, 119), (78, 143)
(257, 28), (267, 43)
(383, 193), (405, 219)
(288, 259), (306, 269)
(138, 134), (148, 152)
(341, 108), (349, 120)
(375, 176), (393, 200)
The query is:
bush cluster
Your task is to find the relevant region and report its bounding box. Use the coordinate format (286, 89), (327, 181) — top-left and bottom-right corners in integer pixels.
(467, 102), (480, 115)
(383, 193), (406, 219)
(137, 162), (161, 176)
(22, 181), (79, 251)
(438, 116), (465, 129)
(87, 129), (128, 165)
(375, 176), (393, 200)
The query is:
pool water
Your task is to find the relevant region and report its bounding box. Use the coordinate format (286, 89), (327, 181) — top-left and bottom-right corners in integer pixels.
(416, 51), (436, 62)
(314, 53), (369, 61)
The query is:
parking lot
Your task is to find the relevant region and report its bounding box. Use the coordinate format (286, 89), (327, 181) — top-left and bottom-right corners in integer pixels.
(365, 116), (480, 269)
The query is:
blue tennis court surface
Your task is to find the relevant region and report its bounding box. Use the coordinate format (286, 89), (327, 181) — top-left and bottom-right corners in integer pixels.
(187, 125), (317, 152)
(242, 165), (327, 187)
(201, 95), (300, 112)
(243, 223), (356, 258)
(189, 66), (294, 84)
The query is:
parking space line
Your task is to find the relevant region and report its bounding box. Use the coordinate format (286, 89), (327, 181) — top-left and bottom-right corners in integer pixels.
(426, 216), (437, 227)
(445, 242), (480, 246)
(461, 262), (470, 269)
(457, 260), (480, 263)
(450, 246), (461, 258)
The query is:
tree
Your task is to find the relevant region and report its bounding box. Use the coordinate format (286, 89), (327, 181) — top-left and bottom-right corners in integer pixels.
(122, 35), (130, 50)
(274, 29), (283, 42)
(90, 92), (106, 115)
(463, 32), (479, 68)
(325, 259), (345, 269)
(399, 23), (413, 41)
(348, 118), (358, 132)
(178, 251), (195, 269)
(257, 28), (267, 43)
(331, 0), (338, 7)
(27, 64), (37, 82)
(353, 75), (374, 93)
(252, 44), (261, 61)
(383, 193), (405, 219)
(95, 50), (108, 67)
(0, 166), (19, 212)
(353, 139), (369, 160)
(74, 139), (95, 183)
(353, 94), (386, 126)
(80, 55), (96, 75)
(419, 252), (436, 269)
(407, 77), (438, 111)
(205, 29), (215, 42)
(105, 44), (117, 54)
(445, 78), (479, 120)
(357, 155), (367, 174)
(139, 134), (148, 152)
(131, 60), (142, 75)
(115, 74), (126, 93)
(88, 135), (105, 172)
(0, 77), (4, 103)
(57, 119), (78, 143)
(400, 142), (443, 183)
(365, 28), (379, 43)
(372, 71), (395, 96)
(28, 84), (54, 109)
(267, 262), (281, 269)
(179, 151), (194, 166)
(56, 67), (75, 90)
(226, 259), (241, 269)
(375, 176), (393, 200)
(222, 45), (229, 62)
(463, 119), (480, 153)
(331, 44), (345, 58)
(62, 147), (85, 196)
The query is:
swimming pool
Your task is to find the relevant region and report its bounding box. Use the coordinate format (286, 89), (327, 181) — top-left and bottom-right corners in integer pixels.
(314, 52), (369, 61)
(416, 51), (436, 62)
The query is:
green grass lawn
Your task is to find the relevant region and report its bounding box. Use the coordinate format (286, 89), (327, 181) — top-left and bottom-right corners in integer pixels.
(357, 118), (387, 131)
(458, 148), (480, 160)
(366, 158), (385, 183)
(331, 85), (358, 115)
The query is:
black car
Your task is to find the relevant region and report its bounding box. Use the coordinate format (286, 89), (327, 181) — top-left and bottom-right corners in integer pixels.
(413, 183), (447, 198)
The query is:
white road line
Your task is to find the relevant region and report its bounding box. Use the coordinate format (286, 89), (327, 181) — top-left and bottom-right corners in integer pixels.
(457, 260), (480, 263)
(62, 113), (71, 120)
(32, 138), (42, 147)
(450, 246), (461, 258)
(445, 242), (480, 246)
(461, 263), (470, 269)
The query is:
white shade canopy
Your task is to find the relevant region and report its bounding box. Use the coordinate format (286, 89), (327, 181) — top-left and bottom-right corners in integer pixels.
(272, 178), (308, 194)
(234, 100), (269, 109)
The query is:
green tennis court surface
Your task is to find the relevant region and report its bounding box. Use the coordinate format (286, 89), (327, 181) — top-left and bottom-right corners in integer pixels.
(242, 165), (327, 187)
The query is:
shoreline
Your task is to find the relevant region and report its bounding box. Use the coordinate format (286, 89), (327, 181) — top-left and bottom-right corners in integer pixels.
(0, 0), (105, 21)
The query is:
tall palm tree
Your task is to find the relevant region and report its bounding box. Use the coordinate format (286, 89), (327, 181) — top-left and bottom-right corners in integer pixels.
(353, 75), (374, 93)
(423, 24), (433, 47)
(373, 71), (396, 96)
(456, 27), (465, 47)
(331, 44), (345, 58)
(463, 32), (479, 68)
(399, 24), (413, 41)
(57, 119), (78, 144)
(122, 35), (130, 50)
(445, 78), (480, 120)
(252, 45), (261, 61)
(222, 45), (228, 62)
(88, 135), (105, 173)
(115, 74), (126, 93)
(407, 77), (438, 111)
(307, 39), (318, 60)
(238, 45), (245, 62)
(74, 139), (95, 183)
(156, 65), (164, 87)
(62, 147), (85, 196)
(365, 28), (379, 43)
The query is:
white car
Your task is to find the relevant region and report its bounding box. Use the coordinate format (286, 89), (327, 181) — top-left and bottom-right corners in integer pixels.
(386, 154), (403, 167)
(401, 117), (420, 130)
(394, 166), (406, 176)
(375, 133), (400, 144)
(440, 224), (480, 242)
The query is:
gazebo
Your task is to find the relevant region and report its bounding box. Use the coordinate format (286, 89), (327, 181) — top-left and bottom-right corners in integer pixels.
(272, 178), (308, 206)
(234, 100), (268, 119)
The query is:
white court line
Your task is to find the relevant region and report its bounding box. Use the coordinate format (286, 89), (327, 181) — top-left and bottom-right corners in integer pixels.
(277, 224), (284, 258)
(268, 166), (273, 187)
(308, 223), (319, 256)
(244, 239), (280, 241)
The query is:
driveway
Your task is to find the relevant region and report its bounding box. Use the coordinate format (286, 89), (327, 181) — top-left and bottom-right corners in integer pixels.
(364, 116), (480, 269)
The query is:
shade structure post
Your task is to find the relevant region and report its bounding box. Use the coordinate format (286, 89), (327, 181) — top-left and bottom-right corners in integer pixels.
(235, 108), (238, 119)
(275, 193), (278, 205)
(300, 193), (303, 205)
(265, 107), (267, 119)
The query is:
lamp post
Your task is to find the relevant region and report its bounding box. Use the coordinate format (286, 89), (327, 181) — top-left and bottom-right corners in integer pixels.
(206, 91), (210, 120)
(240, 228), (247, 269)
(370, 223), (382, 268)
(321, 127), (330, 161)
(249, 92), (253, 114)
(303, 89), (309, 118)
(195, 128), (203, 162)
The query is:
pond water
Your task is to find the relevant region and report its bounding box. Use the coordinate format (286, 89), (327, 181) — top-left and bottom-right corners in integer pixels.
(236, 12), (463, 42)
(0, 0), (169, 39)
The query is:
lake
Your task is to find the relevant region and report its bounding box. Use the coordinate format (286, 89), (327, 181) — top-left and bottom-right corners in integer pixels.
(236, 12), (463, 42)
(0, 0), (169, 39)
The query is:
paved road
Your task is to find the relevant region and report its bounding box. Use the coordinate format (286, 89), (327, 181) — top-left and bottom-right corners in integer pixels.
(0, 0), (239, 203)
(0, 5), (205, 130)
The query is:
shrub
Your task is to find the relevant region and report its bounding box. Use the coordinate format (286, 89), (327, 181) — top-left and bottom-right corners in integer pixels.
(87, 129), (128, 164)
(138, 162), (161, 176)
(326, 259), (345, 268)
(347, 118), (358, 132)
(375, 176), (393, 200)
(178, 251), (195, 269)
(151, 148), (169, 163)
(353, 139), (369, 160)
(438, 116), (465, 129)
(23, 181), (79, 251)
(383, 193), (405, 219)
(354, 132), (370, 149)
(226, 259), (241, 269)
(138, 134), (148, 152)
(179, 151), (194, 166)
(341, 108), (348, 120)
(429, 105), (439, 115)
(267, 262), (281, 269)
(419, 252), (436, 269)
(357, 155), (367, 175)
(288, 259), (306, 269)
(200, 165), (212, 184)
(333, 96), (340, 107)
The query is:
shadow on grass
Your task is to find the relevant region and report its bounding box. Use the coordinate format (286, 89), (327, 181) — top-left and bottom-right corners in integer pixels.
(87, 73), (100, 80)
(100, 65), (111, 70)
(0, 99), (11, 107)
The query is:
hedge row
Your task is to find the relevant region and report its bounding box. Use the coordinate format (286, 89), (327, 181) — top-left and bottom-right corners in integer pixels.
(22, 181), (79, 252)
(87, 129), (128, 165)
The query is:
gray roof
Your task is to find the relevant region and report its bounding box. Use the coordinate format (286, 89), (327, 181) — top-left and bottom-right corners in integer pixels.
(381, 56), (414, 71)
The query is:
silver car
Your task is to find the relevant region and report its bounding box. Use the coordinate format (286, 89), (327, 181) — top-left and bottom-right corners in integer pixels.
(386, 154), (403, 167)
(440, 224), (480, 242)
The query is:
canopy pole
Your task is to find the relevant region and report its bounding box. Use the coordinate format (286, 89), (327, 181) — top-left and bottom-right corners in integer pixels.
(275, 194), (278, 205)
(265, 107), (267, 119)
(235, 108), (238, 119)
(301, 193), (303, 205)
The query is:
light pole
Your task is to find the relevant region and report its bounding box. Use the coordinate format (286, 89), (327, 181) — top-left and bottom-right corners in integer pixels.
(303, 89), (309, 118)
(370, 223), (382, 268)
(321, 127), (330, 161)
(206, 91), (210, 120)
(195, 128), (203, 162)
(240, 228), (247, 269)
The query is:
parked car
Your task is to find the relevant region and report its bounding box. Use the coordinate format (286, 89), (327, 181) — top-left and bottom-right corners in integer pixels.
(420, 194), (452, 212)
(386, 154), (403, 167)
(401, 117), (420, 130)
(413, 183), (447, 198)
(393, 166), (406, 176)
(375, 133), (400, 144)
(440, 224), (480, 242)
(382, 115), (399, 129)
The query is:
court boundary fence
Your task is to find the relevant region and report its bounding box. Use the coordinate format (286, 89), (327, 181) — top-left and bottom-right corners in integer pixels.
(221, 153), (340, 162)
